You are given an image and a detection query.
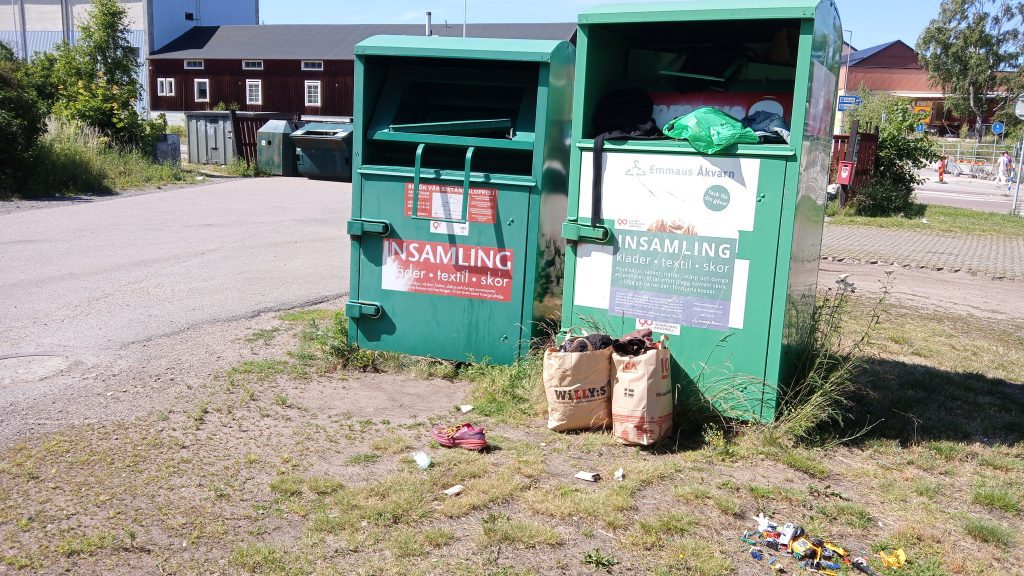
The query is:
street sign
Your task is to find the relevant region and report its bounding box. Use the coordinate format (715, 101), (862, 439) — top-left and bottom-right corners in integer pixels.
(915, 123), (926, 133)
(1015, 98), (1024, 119)
(992, 122), (1005, 135)
(837, 95), (863, 112)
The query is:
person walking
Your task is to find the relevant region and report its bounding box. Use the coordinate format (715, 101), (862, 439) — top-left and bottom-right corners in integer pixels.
(937, 156), (947, 184)
(997, 151), (1010, 183)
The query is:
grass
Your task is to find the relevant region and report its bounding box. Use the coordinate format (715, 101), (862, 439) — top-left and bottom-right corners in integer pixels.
(479, 512), (562, 549)
(55, 531), (118, 557)
(818, 502), (874, 529)
(829, 203), (1024, 236)
(306, 476), (344, 496)
(581, 548), (618, 571)
(246, 327), (283, 344)
(286, 310), (546, 420)
(1, 297), (1022, 574)
(269, 474), (304, 497)
(229, 544), (308, 576)
(963, 518), (1016, 547)
(346, 452), (380, 466)
(655, 539), (733, 576)
(16, 119), (193, 198)
(970, 484), (1020, 514)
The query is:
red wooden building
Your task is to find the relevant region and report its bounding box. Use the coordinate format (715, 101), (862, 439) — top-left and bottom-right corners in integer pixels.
(148, 23), (577, 120)
(836, 40), (1003, 135)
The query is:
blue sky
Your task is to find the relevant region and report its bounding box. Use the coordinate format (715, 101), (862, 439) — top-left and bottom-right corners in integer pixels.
(260, 0), (943, 51)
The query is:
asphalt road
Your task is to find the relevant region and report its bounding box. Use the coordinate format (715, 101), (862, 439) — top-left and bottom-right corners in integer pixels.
(915, 167), (1017, 213)
(0, 177), (349, 364)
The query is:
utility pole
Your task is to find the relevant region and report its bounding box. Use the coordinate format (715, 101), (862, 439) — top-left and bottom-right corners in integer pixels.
(16, 0), (28, 61)
(1014, 138), (1023, 215)
(841, 29), (853, 129)
(463, 0), (467, 37)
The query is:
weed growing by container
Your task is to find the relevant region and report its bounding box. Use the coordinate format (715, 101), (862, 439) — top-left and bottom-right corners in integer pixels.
(750, 273), (889, 449)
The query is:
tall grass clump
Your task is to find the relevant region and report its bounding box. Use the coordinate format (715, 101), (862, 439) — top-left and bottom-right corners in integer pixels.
(290, 311), (401, 373)
(767, 273), (889, 446)
(692, 273), (887, 452)
(24, 119), (187, 197)
(459, 353), (545, 421)
(223, 157), (269, 177)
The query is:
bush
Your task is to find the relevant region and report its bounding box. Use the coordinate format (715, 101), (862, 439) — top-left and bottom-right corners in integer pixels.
(849, 95), (936, 217)
(0, 43), (46, 198)
(22, 118), (188, 198)
(850, 180), (925, 218)
(46, 0), (147, 147)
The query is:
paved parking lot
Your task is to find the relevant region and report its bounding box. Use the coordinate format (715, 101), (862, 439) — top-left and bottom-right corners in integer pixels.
(0, 178), (349, 363)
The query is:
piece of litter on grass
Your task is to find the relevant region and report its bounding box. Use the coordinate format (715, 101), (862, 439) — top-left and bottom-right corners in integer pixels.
(412, 451), (432, 470)
(459, 404), (474, 413)
(443, 484), (465, 496)
(540, 442), (547, 447)
(575, 471), (601, 482)
(613, 468), (624, 481)
(921, 218), (930, 224)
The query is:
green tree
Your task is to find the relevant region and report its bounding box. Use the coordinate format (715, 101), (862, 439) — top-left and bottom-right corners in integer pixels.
(50, 0), (143, 145)
(916, 0), (1024, 141)
(852, 97), (937, 216)
(0, 42), (46, 197)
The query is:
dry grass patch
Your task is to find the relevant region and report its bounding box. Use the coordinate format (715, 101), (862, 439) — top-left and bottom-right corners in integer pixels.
(439, 471), (524, 517)
(654, 538), (733, 576)
(478, 512), (562, 549)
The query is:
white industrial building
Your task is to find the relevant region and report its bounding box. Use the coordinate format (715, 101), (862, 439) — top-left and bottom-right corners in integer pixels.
(0, 0), (259, 111)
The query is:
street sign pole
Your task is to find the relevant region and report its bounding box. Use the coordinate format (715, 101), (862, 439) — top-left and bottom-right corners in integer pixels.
(1014, 139), (1023, 215)
(1014, 99), (1024, 216)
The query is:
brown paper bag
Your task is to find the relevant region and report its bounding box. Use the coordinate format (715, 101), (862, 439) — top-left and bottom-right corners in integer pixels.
(611, 347), (673, 445)
(544, 347), (613, 432)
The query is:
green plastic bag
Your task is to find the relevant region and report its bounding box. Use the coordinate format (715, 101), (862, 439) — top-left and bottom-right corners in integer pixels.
(662, 107), (760, 154)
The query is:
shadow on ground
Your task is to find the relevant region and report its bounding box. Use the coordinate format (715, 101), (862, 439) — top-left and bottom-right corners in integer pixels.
(851, 357), (1024, 445)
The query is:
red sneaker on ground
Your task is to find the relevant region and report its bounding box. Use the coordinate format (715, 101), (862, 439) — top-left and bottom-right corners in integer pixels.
(430, 423), (488, 451)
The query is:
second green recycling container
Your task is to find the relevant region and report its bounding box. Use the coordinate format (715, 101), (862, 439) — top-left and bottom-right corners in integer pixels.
(561, 0), (843, 421)
(291, 122), (354, 181)
(346, 36), (575, 364)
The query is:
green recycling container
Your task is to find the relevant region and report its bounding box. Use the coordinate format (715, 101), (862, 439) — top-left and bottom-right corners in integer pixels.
(257, 120), (301, 176)
(346, 36), (575, 364)
(560, 0), (843, 421)
(291, 122), (354, 181)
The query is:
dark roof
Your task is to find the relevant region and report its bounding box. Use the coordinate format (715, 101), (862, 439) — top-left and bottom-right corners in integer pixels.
(150, 23), (577, 60)
(847, 40), (914, 66)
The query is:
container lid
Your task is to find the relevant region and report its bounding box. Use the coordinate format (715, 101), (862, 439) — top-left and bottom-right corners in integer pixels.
(355, 35), (570, 62)
(579, 0), (824, 24)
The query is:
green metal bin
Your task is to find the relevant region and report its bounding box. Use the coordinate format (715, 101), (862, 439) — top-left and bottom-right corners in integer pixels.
(291, 122), (354, 181)
(560, 0), (843, 421)
(346, 36), (575, 364)
(257, 120), (301, 176)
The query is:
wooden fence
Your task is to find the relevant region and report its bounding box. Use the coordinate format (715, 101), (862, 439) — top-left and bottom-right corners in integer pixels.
(830, 123), (879, 198)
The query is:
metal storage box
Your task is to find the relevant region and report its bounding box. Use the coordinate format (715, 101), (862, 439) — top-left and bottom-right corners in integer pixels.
(290, 122), (354, 181)
(561, 0), (843, 421)
(257, 120), (302, 176)
(186, 112), (234, 165)
(346, 36), (575, 364)
(153, 134), (181, 165)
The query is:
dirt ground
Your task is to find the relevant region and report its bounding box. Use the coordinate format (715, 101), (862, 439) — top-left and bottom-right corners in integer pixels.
(818, 260), (1023, 321)
(1, 263), (1022, 575)
(3, 260), (1017, 446)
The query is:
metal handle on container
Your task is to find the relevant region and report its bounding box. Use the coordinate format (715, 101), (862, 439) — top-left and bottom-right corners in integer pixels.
(410, 143), (473, 224)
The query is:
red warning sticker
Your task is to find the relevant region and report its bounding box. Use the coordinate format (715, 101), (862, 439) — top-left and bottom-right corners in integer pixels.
(404, 182), (498, 224)
(381, 238), (513, 302)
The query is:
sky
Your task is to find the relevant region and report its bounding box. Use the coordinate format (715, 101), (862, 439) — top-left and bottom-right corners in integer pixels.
(259, 0), (944, 52)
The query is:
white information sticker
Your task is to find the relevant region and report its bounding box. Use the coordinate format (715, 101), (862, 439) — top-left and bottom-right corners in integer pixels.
(635, 318), (681, 336)
(428, 220), (469, 236)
